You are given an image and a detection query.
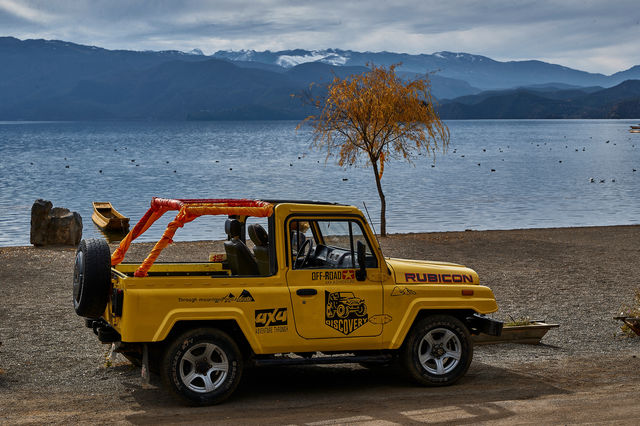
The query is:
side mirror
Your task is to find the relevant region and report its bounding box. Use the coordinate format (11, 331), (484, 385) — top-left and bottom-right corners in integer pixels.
(356, 240), (367, 281)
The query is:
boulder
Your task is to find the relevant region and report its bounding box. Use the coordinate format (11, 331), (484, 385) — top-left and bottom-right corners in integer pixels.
(30, 199), (83, 246)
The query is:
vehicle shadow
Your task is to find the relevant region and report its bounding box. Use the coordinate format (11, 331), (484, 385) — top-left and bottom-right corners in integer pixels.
(124, 361), (570, 424)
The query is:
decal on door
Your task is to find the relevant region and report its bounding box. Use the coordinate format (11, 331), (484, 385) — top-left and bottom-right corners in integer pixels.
(255, 308), (288, 334)
(325, 290), (368, 335)
(311, 270), (356, 284)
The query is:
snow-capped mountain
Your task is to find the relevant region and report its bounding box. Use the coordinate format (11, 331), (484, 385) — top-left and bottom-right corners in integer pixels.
(212, 48), (635, 90)
(212, 48), (494, 70)
(276, 51), (349, 67)
(213, 49), (351, 68)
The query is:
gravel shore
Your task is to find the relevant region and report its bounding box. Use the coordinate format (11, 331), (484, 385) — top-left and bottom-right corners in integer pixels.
(0, 225), (638, 423)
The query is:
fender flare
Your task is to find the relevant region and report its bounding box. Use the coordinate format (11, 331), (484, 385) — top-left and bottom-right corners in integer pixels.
(151, 307), (263, 353)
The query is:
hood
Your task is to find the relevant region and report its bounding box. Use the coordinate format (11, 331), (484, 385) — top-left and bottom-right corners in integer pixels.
(385, 257), (480, 285)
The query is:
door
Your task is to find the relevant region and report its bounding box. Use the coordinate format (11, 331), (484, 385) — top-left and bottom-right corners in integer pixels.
(286, 217), (384, 339)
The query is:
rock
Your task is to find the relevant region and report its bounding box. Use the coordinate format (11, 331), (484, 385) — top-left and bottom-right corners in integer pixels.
(30, 199), (83, 246)
(30, 200), (52, 244)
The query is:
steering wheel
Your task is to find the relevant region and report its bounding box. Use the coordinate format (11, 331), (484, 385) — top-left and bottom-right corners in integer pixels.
(294, 239), (313, 269)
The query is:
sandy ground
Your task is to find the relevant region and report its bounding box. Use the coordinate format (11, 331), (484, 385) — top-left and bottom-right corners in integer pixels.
(0, 225), (639, 424)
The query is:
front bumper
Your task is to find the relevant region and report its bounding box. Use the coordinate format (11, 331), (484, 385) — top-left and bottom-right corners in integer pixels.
(466, 314), (503, 336)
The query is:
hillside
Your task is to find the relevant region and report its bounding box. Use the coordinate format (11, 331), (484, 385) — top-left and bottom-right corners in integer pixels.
(437, 80), (640, 119)
(0, 38), (346, 120)
(1, 36), (639, 120)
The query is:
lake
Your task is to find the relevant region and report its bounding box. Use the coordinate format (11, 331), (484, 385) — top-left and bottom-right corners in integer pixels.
(0, 119), (638, 247)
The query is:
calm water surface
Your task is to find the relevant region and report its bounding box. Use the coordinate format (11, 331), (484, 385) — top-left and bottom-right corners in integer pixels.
(0, 119), (638, 246)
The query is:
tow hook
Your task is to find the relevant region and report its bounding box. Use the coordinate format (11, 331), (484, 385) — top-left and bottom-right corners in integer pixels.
(87, 318), (122, 343)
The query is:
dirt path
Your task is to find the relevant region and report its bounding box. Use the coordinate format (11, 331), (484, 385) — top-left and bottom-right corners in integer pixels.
(2, 355), (639, 424)
(1, 225), (639, 424)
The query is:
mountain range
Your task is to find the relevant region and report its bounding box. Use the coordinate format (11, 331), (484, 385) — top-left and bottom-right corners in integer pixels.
(437, 81), (640, 119)
(212, 48), (640, 90)
(1, 36), (639, 120)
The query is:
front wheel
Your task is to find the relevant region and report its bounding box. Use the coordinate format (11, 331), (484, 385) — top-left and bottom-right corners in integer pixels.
(161, 328), (243, 405)
(401, 315), (472, 386)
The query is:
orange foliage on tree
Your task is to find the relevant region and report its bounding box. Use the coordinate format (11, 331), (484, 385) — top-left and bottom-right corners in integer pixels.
(301, 63), (450, 236)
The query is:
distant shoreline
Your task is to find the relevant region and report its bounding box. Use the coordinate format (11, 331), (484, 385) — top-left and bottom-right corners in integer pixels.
(2, 118), (640, 123)
(2, 223), (638, 251)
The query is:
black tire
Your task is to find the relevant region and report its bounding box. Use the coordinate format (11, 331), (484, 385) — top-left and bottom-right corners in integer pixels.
(73, 238), (111, 318)
(161, 328), (243, 406)
(401, 315), (472, 386)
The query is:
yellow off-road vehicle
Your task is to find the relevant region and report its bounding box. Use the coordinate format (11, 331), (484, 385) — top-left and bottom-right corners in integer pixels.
(73, 197), (502, 405)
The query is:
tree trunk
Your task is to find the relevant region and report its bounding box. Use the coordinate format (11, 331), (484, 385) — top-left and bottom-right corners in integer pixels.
(371, 160), (386, 236)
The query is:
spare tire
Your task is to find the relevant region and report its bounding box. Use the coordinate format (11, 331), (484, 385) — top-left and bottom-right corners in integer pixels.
(73, 238), (111, 318)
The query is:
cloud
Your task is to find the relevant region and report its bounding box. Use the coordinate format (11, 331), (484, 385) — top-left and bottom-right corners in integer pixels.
(1, 0), (638, 74)
(0, 0), (56, 24)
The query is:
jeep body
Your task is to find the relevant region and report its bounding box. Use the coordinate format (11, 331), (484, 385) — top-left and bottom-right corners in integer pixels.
(73, 198), (501, 405)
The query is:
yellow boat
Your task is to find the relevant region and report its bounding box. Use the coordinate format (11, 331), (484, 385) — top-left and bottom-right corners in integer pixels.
(92, 202), (130, 231)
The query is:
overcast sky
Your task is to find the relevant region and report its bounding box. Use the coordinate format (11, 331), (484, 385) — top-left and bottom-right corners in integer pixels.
(1, 0), (639, 74)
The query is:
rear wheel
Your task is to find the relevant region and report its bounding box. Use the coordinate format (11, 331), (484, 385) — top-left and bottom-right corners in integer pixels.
(161, 328), (243, 406)
(402, 315), (472, 386)
(73, 239), (111, 318)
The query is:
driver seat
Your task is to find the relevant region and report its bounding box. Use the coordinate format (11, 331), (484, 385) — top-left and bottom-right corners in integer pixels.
(224, 219), (259, 276)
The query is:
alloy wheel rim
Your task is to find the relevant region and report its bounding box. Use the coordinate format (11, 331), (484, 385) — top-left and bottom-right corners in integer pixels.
(417, 327), (461, 375)
(179, 342), (229, 393)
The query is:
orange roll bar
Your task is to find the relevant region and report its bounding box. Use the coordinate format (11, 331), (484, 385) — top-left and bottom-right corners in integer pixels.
(110, 197), (273, 276)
